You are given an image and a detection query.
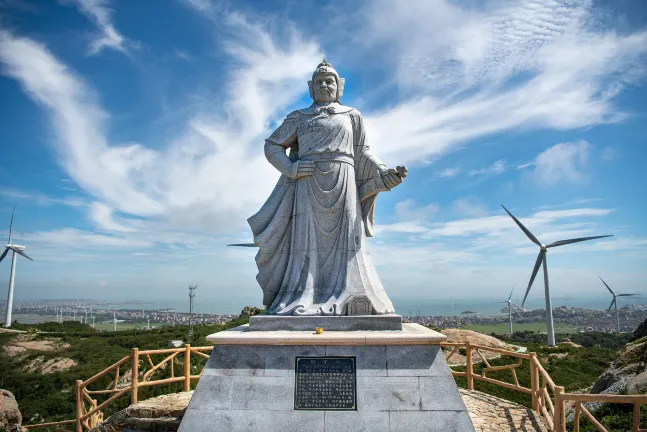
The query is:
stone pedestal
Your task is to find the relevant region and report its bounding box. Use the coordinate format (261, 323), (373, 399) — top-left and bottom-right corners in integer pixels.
(179, 324), (475, 432)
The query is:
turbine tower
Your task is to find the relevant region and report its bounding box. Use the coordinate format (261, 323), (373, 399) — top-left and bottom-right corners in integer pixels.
(502, 205), (612, 346)
(1, 206), (33, 327)
(497, 286), (523, 335)
(599, 277), (639, 333)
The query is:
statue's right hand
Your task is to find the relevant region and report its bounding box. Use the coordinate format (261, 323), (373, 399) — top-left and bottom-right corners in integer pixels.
(289, 160), (315, 180)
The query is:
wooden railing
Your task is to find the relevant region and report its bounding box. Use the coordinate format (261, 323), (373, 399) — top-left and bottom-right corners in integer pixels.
(24, 342), (647, 432)
(24, 344), (212, 432)
(441, 341), (647, 432)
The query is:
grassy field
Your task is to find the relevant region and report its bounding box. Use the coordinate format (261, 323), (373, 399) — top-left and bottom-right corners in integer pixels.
(92, 321), (167, 332)
(461, 322), (578, 334)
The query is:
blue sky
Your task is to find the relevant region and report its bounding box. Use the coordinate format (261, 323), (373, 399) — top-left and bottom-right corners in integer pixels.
(0, 0), (646, 311)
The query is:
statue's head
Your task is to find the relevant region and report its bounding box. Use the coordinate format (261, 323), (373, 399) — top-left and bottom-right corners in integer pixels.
(308, 57), (345, 103)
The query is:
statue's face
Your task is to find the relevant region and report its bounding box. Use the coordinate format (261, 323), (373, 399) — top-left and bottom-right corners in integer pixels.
(312, 73), (338, 103)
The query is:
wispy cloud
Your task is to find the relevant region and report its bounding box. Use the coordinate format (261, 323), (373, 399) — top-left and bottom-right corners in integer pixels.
(66, 0), (129, 55)
(359, 0), (647, 163)
(469, 160), (506, 177)
(0, 187), (87, 208)
(530, 141), (590, 186)
(439, 166), (461, 178)
(0, 17), (321, 240)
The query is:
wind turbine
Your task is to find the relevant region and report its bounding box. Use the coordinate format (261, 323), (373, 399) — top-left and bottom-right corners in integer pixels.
(496, 286), (524, 335)
(599, 277), (639, 334)
(1, 206), (33, 327)
(501, 204), (612, 346)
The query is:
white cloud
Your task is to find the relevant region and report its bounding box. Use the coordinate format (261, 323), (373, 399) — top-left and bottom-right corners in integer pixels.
(24, 228), (153, 249)
(531, 141), (590, 186)
(469, 160), (506, 177)
(452, 197), (488, 218)
(439, 166), (461, 177)
(0, 20), (321, 237)
(66, 0), (128, 55)
(394, 199), (438, 222)
(89, 202), (139, 233)
(0, 187), (87, 208)
(358, 0), (647, 163)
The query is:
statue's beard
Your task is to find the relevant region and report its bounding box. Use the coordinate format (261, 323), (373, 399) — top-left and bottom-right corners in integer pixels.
(316, 90), (335, 102)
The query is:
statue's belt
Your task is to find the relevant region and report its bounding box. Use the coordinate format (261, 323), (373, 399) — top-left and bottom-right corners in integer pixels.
(299, 153), (354, 166)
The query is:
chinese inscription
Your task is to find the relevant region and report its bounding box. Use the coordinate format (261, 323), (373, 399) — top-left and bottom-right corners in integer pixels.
(294, 357), (356, 411)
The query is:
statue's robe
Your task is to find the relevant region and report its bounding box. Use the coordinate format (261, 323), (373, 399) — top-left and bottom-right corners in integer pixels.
(248, 103), (395, 315)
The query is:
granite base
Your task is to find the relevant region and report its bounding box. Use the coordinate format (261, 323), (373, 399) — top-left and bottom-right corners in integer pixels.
(179, 324), (475, 432)
(249, 314), (403, 331)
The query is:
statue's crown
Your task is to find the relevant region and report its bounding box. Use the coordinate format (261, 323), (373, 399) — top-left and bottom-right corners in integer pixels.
(312, 57), (339, 80)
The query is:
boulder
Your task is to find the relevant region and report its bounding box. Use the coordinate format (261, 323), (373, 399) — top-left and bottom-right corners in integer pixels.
(90, 391), (192, 432)
(0, 389), (27, 432)
(627, 370), (647, 394)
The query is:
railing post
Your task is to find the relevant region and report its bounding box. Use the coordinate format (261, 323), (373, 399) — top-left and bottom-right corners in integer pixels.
(553, 386), (565, 432)
(529, 353), (539, 412)
(184, 344), (191, 391)
(75, 379), (83, 432)
(131, 348), (139, 405)
(634, 402), (641, 432)
(465, 342), (474, 391)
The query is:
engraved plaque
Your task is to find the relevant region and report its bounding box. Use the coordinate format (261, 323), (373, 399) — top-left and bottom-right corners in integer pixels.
(294, 357), (356, 410)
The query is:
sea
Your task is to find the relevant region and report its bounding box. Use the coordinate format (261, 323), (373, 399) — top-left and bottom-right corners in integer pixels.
(109, 295), (644, 317)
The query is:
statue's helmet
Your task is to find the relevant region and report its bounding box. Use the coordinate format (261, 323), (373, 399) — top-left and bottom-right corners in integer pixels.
(308, 57), (345, 102)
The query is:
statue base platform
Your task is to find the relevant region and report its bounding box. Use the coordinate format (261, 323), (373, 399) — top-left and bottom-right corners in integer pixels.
(248, 314), (403, 331)
(179, 324), (475, 432)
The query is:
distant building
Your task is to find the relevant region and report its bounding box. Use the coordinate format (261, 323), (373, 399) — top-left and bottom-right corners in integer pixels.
(168, 340), (184, 348)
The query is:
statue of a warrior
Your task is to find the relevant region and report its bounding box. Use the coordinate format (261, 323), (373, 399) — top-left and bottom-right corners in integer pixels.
(248, 58), (407, 316)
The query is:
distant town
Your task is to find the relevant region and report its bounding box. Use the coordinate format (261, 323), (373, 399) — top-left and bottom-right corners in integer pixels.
(2, 299), (645, 334)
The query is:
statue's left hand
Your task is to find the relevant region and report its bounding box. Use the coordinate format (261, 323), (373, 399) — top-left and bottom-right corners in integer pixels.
(382, 165), (407, 189)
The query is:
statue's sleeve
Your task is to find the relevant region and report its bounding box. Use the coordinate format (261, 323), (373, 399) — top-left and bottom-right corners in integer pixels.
(350, 111), (390, 237)
(264, 111), (299, 177)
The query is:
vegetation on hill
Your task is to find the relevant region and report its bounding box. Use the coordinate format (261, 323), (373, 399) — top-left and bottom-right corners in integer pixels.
(0, 315), (250, 430)
(446, 330), (640, 432)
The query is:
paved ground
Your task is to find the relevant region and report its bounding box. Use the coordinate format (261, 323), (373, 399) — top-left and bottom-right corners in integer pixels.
(460, 389), (548, 432)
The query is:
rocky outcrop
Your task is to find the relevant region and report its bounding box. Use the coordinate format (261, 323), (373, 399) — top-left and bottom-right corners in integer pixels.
(590, 341), (647, 395)
(89, 391), (192, 432)
(633, 317), (647, 340)
(0, 389), (27, 432)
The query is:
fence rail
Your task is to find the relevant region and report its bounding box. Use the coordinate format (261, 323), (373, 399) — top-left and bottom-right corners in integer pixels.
(23, 341), (647, 432)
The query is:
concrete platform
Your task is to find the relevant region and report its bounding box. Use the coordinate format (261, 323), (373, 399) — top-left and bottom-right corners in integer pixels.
(249, 314), (403, 331)
(180, 325), (474, 432)
(206, 323), (446, 345)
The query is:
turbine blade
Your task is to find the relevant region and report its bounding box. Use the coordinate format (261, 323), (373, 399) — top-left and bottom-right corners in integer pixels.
(546, 235), (613, 248)
(522, 251), (544, 307)
(617, 293), (640, 297)
(227, 243), (258, 247)
(508, 285), (515, 301)
(607, 298), (615, 312)
(501, 205), (541, 246)
(8, 203), (16, 244)
(11, 248), (33, 261)
(598, 277), (615, 296)
(513, 306), (524, 319)
(0, 247), (8, 263)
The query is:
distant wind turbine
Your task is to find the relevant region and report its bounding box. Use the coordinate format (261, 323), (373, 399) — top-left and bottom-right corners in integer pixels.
(599, 277), (639, 334)
(496, 285), (524, 335)
(1, 206), (33, 328)
(501, 204), (612, 346)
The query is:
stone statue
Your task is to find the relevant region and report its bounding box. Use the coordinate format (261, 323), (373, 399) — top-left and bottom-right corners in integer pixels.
(248, 58), (407, 316)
